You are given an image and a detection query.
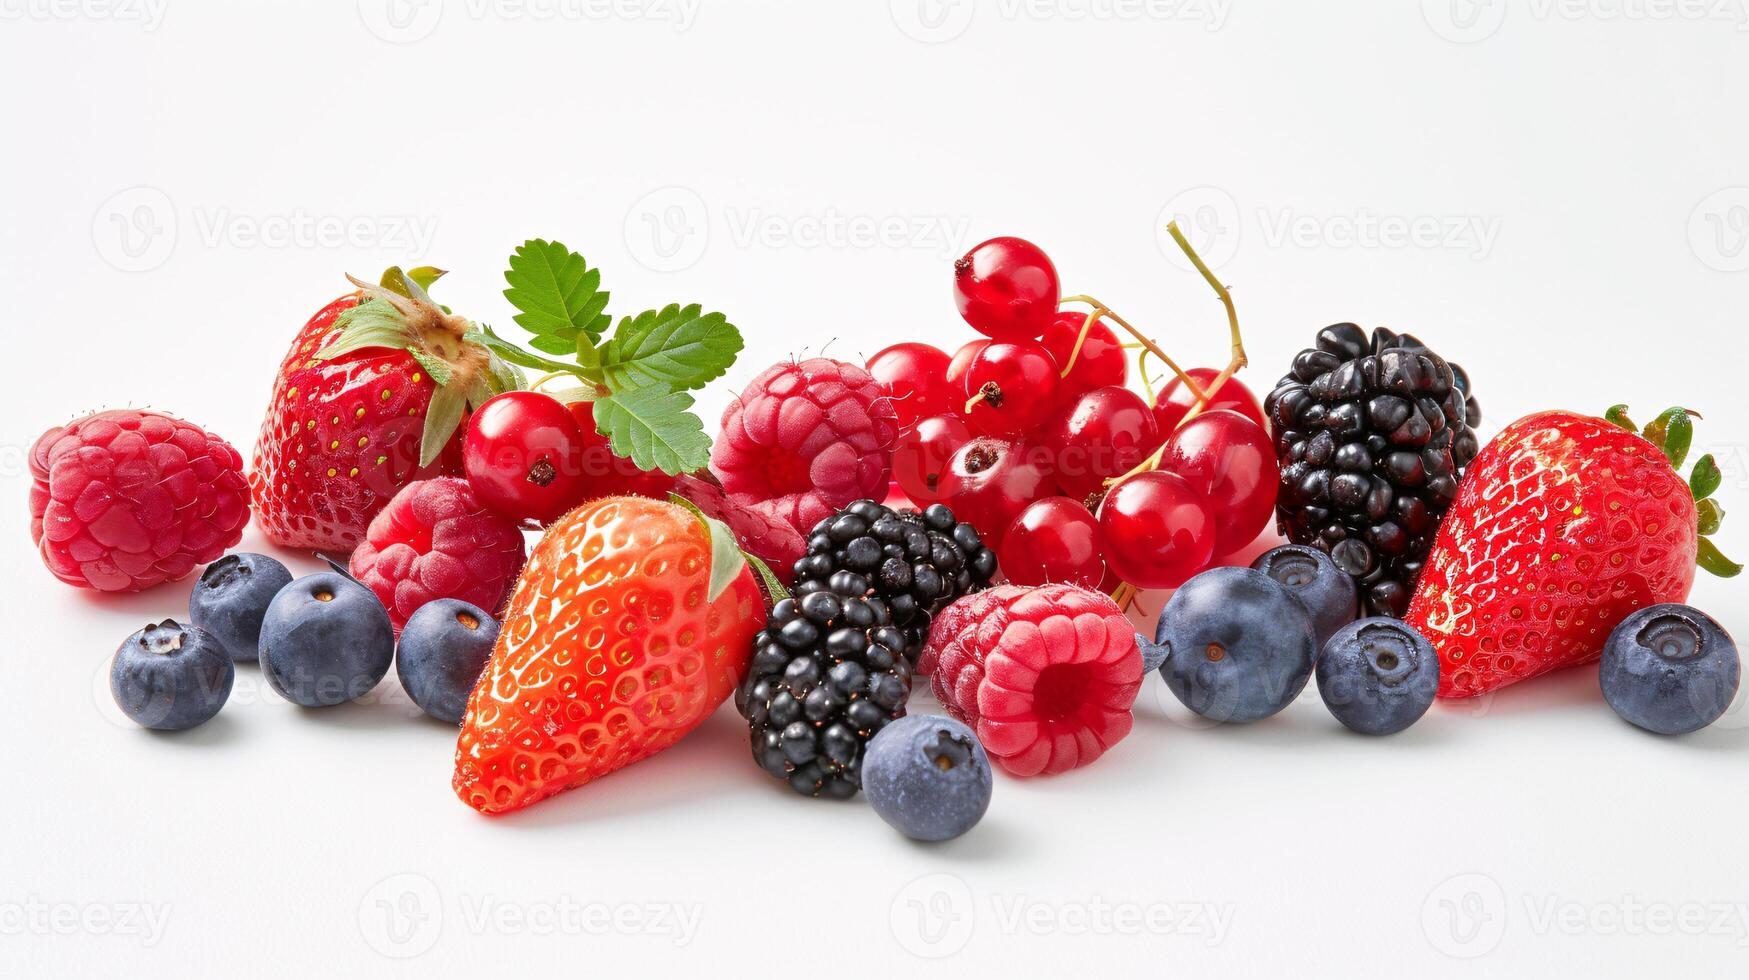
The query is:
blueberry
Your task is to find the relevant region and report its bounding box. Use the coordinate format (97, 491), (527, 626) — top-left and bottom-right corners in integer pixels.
(1316, 618), (1438, 735)
(188, 553), (294, 662)
(1153, 566), (1317, 723)
(1251, 544), (1358, 648)
(396, 600), (499, 724)
(863, 715), (992, 841)
(1600, 604), (1740, 735)
(111, 620), (233, 730)
(259, 572), (394, 707)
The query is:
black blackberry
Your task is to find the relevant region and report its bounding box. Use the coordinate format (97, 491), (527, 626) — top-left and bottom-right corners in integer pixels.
(1264, 324), (1481, 618)
(790, 500), (998, 661)
(736, 587), (911, 798)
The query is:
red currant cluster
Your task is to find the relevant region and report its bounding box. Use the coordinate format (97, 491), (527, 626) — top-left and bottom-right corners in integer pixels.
(869, 234), (1279, 598)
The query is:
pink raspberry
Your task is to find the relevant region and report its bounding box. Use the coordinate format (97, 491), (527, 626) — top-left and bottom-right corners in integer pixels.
(929, 584), (1142, 777)
(917, 584), (1026, 676)
(350, 477), (526, 632)
(711, 358), (898, 534)
(671, 474), (805, 585)
(30, 410), (250, 592)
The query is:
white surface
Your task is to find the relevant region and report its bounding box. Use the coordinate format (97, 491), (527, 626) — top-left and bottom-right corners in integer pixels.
(4, 2), (1748, 977)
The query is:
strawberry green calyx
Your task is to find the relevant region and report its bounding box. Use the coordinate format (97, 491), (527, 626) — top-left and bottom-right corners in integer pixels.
(318, 267), (523, 468)
(1613, 404), (1740, 578)
(666, 493), (750, 602)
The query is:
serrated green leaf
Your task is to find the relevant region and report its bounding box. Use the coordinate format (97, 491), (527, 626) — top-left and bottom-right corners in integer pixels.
(1697, 498), (1724, 536)
(1605, 404), (1637, 432)
(420, 383), (470, 468)
(1691, 453), (1721, 501)
(666, 493), (748, 602)
(502, 239), (612, 352)
(591, 386), (711, 475)
(316, 299), (410, 361)
(1697, 536), (1743, 578)
(600, 304), (743, 392)
(407, 350), (454, 387)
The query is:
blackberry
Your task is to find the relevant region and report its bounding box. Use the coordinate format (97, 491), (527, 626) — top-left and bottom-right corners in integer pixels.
(1264, 324), (1481, 618)
(790, 500), (998, 661)
(737, 588), (911, 798)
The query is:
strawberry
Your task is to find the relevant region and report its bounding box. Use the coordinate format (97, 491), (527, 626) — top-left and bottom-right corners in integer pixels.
(250, 268), (520, 553)
(1406, 407), (1739, 698)
(453, 495), (765, 815)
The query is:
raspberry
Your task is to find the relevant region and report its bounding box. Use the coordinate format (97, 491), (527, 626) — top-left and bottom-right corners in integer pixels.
(670, 475), (804, 585)
(917, 584), (1025, 676)
(711, 358), (898, 534)
(30, 410), (250, 592)
(928, 584), (1141, 776)
(349, 477), (526, 632)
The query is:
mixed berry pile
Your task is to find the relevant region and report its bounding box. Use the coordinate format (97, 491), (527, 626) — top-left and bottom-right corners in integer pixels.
(36, 230), (1742, 842)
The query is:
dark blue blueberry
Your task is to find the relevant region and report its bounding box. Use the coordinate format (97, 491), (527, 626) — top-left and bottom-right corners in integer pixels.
(1600, 604), (1740, 735)
(188, 553), (293, 662)
(1154, 566), (1317, 723)
(111, 620), (233, 731)
(1316, 618), (1439, 735)
(1251, 544), (1358, 648)
(397, 600), (499, 724)
(259, 572), (394, 707)
(862, 715), (992, 841)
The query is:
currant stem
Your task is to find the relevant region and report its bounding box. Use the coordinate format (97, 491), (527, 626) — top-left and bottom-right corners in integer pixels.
(1058, 308), (1106, 378)
(1059, 294), (1207, 401)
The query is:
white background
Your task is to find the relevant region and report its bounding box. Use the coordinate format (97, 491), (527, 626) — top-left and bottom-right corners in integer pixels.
(3, 1), (1748, 977)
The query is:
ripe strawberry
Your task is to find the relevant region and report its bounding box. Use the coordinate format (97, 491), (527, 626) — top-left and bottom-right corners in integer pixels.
(349, 477), (527, 632)
(1406, 407), (1739, 698)
(250, 269), (519, 553)
(453, 496), (764, 815)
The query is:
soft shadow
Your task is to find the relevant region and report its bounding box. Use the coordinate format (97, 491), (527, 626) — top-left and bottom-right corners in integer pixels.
(143, 711), (246, 746)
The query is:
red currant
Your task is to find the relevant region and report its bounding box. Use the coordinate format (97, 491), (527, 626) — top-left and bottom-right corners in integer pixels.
(1097, 471), (1215, 589)
(1157, 409), (1279, 556)
(938, 436), (1054, 546)
(892, 413), (974, 504)
(1042, 385), (1161, 503)
(1153, 367), (1267, 437)
(963, 342), (1059, 437)
(952, 236), (1060, 342)
(463, 391), (589, 525)
(866, 342), (956, 430)
(569, 400), (679, 500)
(1001, 496), (1105, 589)
(1041, 310), (1126, 412)
(945, 339), (988, 393)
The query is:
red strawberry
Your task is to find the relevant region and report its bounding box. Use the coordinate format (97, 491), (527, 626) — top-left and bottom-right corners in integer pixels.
(250, 269), (518, 553)
(30, 410), (249, 592)
(453, 495), (764, 815)
(349, 477), (527, 632)
(1406, 407), (1738, 698)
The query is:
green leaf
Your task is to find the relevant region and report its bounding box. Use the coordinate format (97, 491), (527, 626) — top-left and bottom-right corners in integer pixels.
(465, 325), (582, 376)
(502, 239), (612, 354)
(406, 266), (447, 291)
(1642, 407), (1692, 469)
(591, 386), (711, 475)
(407, 350), (454, 387)
(379, 265), (447, 300)
(666, 494), (748, 603)
(1696, 536), (1743, 578)
(600, 304), (743, 392)
(1691, 454), (1721, 500)
(743, 553), (789, 604)
(1604, 404), (1637, 432)
(1697, 498), (1724, 536)
(419, 383), (470, 468)
(316, 299), (410, 361)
